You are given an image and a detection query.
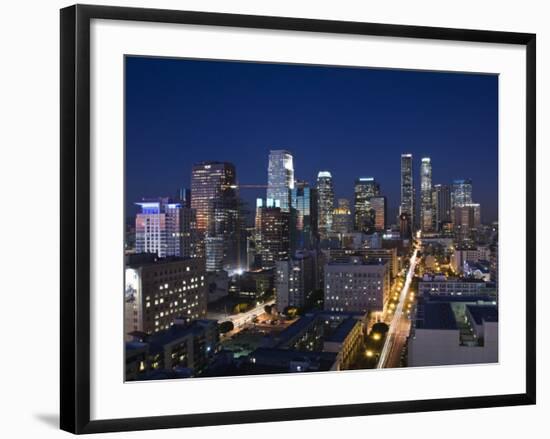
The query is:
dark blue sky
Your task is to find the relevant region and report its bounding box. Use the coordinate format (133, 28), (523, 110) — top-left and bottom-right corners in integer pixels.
(125, 56), (498, 223)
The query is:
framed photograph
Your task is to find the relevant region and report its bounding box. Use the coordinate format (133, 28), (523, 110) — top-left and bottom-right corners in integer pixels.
(60, 4), (536, 434)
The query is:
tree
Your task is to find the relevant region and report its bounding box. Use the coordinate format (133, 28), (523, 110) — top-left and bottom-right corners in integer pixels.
(283, 306), (299, 319)
(371, 322), (389, 335)
(219, 321), (234, 334)
(264, 304), (273, 315)
(232, 302), (250, 314)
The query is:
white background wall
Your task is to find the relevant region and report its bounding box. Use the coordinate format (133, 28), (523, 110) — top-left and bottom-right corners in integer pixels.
(0, 0), (546, 437)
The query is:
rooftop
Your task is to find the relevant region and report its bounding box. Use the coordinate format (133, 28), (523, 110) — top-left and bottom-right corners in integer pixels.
(467, 305), (499, 325)
(416, 302), (457, 330)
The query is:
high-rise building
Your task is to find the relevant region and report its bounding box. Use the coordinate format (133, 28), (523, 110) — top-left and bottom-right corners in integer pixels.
(124, 254), (207, 338)
(255, 198), (291, 269)
(331, 198), (353, 235)
(135, 199), (196, 258)
(451, 179), (473, 208)
(432, 184), (452, 232)
(175, 187), (191, 208)
(354, 177), (380, 232)
(191, 162), (237, 232)
(267, 150), (294, 212)
(369, 196), (387, 231)
(290, 180), (318, 249)
(399, 213), (412, 240)
(208, 196), (242, 271)
(275, 251), (316, 310)
(191, 161), (242, 269)
(420, 157), (434, 232)
(205, 236), (224, 272)
(453, 203), (481, 241)
(324, 257), (390, 313)
(317, 171), (335, 238)
(400, 154), (414, 228)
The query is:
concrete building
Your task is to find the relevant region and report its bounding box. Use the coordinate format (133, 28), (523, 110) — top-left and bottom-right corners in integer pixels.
(324, 257), (390, 313)
(205, 236), (224, 272)
(258, 311), (366, 371)
(135, 199), (197, 258)
(331, 198), (353, 235)
(354, 177), (380, 232)
(453, 203), (481, 241)
(275, 251), (316, 310)
(125, 319), (219, 380)
(254, 199), (291, 268)
(124, 254), (207, 338)
(451, 246), (491, 273)
(325, 247), (399, 279)
(237, 268), (275, 301)
(408, 298), (497, 367)
(418, 275), (490, 297)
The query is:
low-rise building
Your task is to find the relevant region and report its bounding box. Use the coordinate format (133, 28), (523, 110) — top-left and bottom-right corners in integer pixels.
(124, 254), (207, 338)
(324, 257), (390, 313)
(408, 297), (498, 367)
(418, 275), (490, 297)
(125, 319), (219, 380)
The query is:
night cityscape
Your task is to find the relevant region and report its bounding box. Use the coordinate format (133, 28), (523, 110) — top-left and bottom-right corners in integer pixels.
(124, 57), (499, 381)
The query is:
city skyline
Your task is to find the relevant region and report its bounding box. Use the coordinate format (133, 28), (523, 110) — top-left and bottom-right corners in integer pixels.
(125, 56), (498, 223)
(124, 55), (499, 381)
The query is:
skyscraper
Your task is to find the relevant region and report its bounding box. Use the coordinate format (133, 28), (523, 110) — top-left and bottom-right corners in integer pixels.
(453, 203), (481, 241)
(451, 179), (473, 208)
(420, 157), (434, 232)
(332, 198), (352, 235)
(191, 162), (237, 232)
(267, 150), (294, 212)
(400, 154), (414, 228)
(369, 196), (387, 231)
(205, 236), (224, 272)
(354, 177), (380, 232)
(135, 198), (193, 258)
(432, 184), (452, 231)
(255, 198), (291, 269)
(290, 180), (318, 249)
(317, 171), (334, 238)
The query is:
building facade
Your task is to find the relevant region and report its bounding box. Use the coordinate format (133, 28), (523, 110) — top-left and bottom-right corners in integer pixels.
(190, 161), (237, 232)
(451, 179), (473, 208)
(432, 184), (451, 232)
(124, 254), (207, 338)
(135, 199), (196, 258)
(316, 171), (335, 238)
(255, 199), (291, 269)
(400, 153), (414, 229)
(370, 195), (387, 231)
(331, 198), (353, 235)
(354, 177), (380, 232)
(324, 257), (390, 313)
(267, 149), (294, 212)
(420, 157), (434, 232)
(290, 180), (318, 249)
(275, 251), (316, 310)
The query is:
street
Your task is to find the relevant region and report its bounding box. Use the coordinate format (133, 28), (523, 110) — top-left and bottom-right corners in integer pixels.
(377, 243), (419, 369)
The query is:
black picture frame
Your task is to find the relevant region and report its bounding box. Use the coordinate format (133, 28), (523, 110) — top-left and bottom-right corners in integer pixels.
(60, 4), (536, 434)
